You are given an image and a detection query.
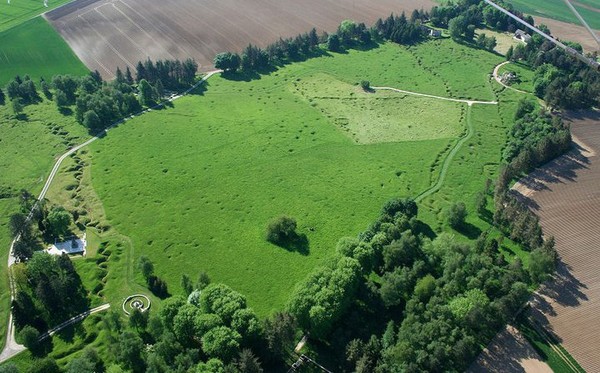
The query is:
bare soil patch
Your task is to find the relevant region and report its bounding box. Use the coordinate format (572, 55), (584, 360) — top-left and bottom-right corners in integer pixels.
(511, 109), (600, 373)
(534, 15), (600, 53)
(467, 325), (552, 373)
(45, 0), (435, 79)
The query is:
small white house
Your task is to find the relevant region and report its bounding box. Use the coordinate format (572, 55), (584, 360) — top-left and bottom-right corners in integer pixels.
(48, 233), (87, 256)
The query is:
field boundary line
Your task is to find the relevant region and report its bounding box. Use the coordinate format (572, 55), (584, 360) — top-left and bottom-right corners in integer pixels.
(1, 70), (221, 363)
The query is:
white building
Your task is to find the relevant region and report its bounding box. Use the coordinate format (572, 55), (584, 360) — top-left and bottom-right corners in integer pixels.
(48, 233), (87, 256)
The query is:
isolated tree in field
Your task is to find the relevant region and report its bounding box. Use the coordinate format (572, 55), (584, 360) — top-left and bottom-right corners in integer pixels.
(447, 202), (467, 229)
(137, 255), (154, 280)
(138, 79), (154, 106)
(360, 80), (371, 91)
(19, 325), (40, 349)
(46, 206), (71, 238)
(266, 216), (298, 245)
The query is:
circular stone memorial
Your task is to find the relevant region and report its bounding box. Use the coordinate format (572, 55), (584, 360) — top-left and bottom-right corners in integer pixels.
(122, 294), (151, 315)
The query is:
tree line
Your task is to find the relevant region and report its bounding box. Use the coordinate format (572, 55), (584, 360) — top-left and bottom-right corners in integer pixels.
(1, 57), (199, 132)
(213, 13), (431, 75)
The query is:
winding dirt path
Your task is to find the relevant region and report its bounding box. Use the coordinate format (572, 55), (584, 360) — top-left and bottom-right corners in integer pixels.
(372, 86), (497, 202)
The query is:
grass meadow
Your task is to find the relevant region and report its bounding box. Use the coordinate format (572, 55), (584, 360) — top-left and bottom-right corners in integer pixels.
(84, 41), (514, 317)
(0, 0), (72, 32)
(0, 17), (88, 86)
(0, 38), (533, 367)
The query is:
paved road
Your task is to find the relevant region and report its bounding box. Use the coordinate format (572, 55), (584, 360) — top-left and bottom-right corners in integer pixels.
(1, 70), (221, 363)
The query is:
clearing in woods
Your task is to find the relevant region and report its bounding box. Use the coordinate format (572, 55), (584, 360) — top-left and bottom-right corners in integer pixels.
(64, 39), (516, 319)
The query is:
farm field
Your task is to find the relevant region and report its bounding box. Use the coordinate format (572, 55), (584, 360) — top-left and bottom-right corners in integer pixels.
(45, 0), (435, 79)
(0, 17), (88, 86)
(508, 0), (600, 30)
(0, 0), (73, 32)
(77, 40), (510, 318)
(511, 110), (600, 373)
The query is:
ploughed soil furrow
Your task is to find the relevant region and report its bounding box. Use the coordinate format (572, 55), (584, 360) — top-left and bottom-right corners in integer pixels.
(511, 110), (600, 373)
(45, 0), (436, 79)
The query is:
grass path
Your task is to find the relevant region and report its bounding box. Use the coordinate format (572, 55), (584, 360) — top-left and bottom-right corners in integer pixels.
(372, 85), (498, 202)
(414, 103), (475, 202)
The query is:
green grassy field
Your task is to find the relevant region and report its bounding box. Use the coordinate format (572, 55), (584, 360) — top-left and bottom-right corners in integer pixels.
(0, 0), (73, 32)
(0, 17), (88, 86)
(81, 41), (510, 318)
(508, 0), (600, 29)
(0, 98), (89, 350)
(0, 37), (537, 368)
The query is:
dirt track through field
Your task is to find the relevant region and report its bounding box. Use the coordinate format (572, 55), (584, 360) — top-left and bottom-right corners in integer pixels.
(511, 110), (600, 372)
(45, 0), (435, 79)
(467, 325), (552, 373)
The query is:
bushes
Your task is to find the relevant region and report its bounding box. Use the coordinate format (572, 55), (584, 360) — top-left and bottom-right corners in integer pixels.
(137, 256), (169, 298)
(265, 216), (298, 245)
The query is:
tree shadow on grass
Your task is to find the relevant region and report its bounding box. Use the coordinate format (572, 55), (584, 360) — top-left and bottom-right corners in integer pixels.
(58, 107), (73, 116)
(273, 233), (310, 256)
(456, 222), (482, 240)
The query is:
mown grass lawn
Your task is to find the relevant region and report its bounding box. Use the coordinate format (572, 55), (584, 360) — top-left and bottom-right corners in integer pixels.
(0, 17), (88, 86)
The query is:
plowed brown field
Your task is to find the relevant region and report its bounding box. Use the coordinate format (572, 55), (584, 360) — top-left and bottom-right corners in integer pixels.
(511, 110), (600, 372)
(45, 0), (434, 79)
